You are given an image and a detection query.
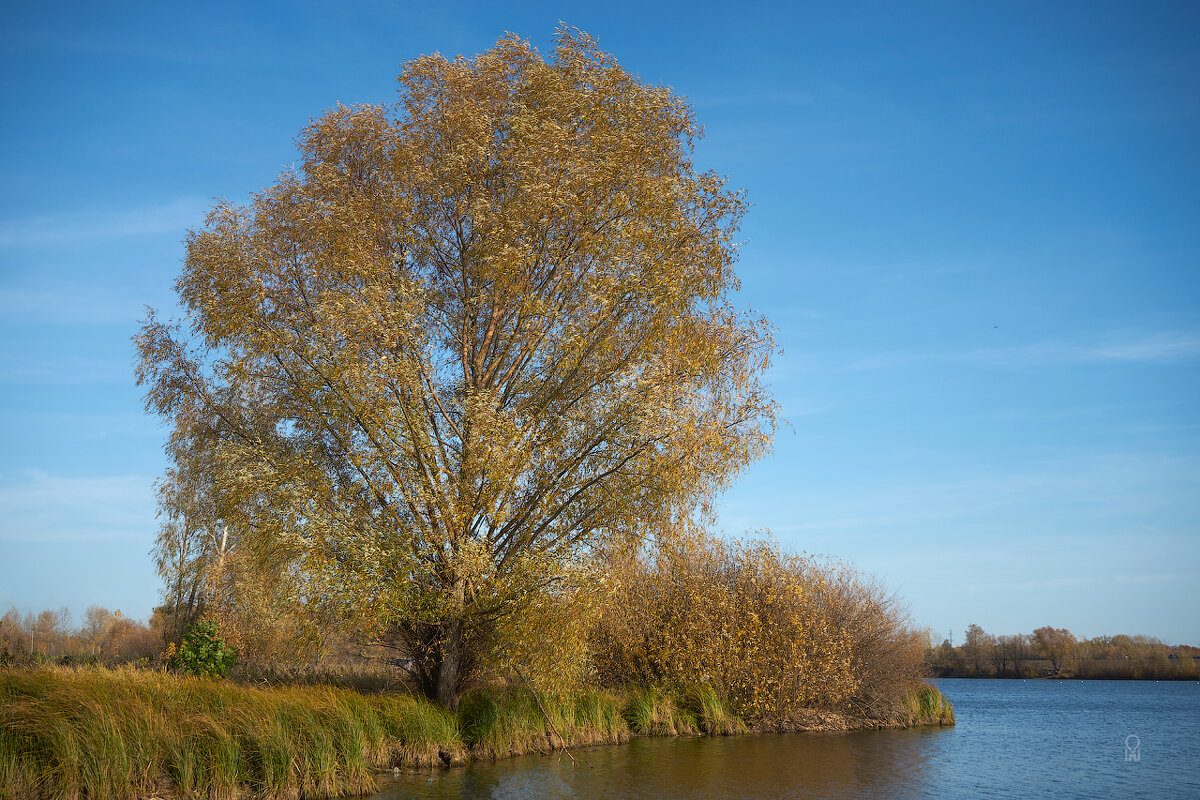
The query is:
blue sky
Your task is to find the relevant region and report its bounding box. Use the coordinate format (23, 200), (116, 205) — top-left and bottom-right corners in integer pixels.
(1, 0), (1197, 644)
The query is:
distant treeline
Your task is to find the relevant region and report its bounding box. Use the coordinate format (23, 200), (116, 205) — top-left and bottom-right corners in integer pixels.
(927, 624), (1200, 680)
(0, 606), (161, 668)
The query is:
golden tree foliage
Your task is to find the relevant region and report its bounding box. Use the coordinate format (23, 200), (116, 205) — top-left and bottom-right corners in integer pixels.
(592, 525), (925, 720)
(1032, 626), (1076, 675)
(152, 464), (225, 647)
(136, 28), (775, 707)
(153, 464), (327, 666)
(484, 556), (613, 695)
(200, 547), (330, 667)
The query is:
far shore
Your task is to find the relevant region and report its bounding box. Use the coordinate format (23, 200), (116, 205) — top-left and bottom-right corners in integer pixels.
(929, 662), (1200, 681)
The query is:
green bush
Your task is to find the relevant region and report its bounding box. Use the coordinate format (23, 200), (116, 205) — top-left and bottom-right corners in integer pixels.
(176, 622), (237, 678)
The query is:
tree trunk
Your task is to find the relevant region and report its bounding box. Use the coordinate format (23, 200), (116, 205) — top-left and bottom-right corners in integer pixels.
(437, 617), (463, 710)
(434, 573), (469, 709)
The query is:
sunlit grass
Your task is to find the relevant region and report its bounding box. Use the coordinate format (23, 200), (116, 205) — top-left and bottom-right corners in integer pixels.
(2, 667), (952, 799)
(620, 684), (745, 736)
(458, 686), (629, 759)
(897, 684), (955, 727)
(0, 666), (459, 800)
(676, 684), (746, 736)
(622, 685), (697, 736)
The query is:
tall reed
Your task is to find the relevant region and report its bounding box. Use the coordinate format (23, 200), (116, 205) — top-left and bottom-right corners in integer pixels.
(3, 666), (953, 800)
(457, 686), (629, 759)
(896, 684), (955, 727)
(0, 666), (459, 800)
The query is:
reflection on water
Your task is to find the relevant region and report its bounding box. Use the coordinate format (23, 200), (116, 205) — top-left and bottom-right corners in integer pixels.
(378, 680), (1200, 800)
(383, 730), (943, 800)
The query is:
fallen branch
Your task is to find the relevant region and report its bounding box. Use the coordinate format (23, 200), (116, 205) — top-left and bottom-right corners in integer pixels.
(511, 665), (590, 768)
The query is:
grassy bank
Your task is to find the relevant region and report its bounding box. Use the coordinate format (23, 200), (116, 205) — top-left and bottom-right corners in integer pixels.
(897, 685), (956, 727)
(2, 667), (952, 800)
(1, 666), (460, 800)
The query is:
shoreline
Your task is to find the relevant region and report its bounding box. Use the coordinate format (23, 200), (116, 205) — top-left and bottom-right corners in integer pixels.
(931, 672), (1200, 681)
(2, 667), (953, 800)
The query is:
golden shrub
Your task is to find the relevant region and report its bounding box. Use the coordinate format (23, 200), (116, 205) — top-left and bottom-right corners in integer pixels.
(592, 525), (923, 720)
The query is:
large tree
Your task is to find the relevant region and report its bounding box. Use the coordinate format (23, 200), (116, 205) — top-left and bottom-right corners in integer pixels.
(963, 623), (993, 674)
(1032, 626), (1076, 675)
(137, 28), (776, 708)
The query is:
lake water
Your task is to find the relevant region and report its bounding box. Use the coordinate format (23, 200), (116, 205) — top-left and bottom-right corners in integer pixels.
(378, 680), (1200, 799)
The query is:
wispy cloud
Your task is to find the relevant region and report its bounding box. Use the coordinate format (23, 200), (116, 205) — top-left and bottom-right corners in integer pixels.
(842, 331), (1200, 371)
(958, 576), (1102, 594)
(0, 352), (132, 386)
(0, 469), (156, 543)
(1113, 573), (1188, 585)
(10, 411), (164, 440)
(692, 90), (817, 109)
(1, 29), (225, 64)
(0, 280), (166, 324)
(735, 451), (1200, 542)
(0, 198), (207, 249)
(1090, 332), (1200, 362)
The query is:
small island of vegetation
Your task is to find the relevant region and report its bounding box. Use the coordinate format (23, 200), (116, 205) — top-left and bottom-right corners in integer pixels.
(1, 526), (953, 799)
